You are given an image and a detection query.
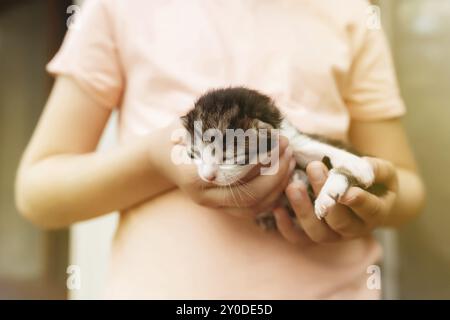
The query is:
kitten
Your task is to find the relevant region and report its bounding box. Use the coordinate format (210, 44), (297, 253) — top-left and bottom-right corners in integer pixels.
(180, 87), (383, 229)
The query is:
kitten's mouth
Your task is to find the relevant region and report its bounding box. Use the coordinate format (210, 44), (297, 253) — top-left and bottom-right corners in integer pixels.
(198, 172), (232, 186)
(203, 178), (236, 187)
(199, 172), (217, 183)
(198, 163), (256, 186)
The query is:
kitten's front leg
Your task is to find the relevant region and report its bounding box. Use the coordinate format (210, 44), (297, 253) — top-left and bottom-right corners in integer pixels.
(289, 135), (374, 218)
(290, 136), (374, 188)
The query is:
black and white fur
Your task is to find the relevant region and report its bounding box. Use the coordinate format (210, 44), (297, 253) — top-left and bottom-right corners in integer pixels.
(180, 87), (380, 226)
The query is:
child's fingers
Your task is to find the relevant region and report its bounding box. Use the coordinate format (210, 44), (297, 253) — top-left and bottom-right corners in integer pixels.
(252, 159), (296, 212)
(273, 207), (313, 246)
(339, 186), (395, 225)
(364, 157), (398, 190)
(237, 147), (294, 205)
(323, 204), (367, 238)
(305, 161), (329, 196)
(240, 135), (290, 182)
(285, 181), (340, 243)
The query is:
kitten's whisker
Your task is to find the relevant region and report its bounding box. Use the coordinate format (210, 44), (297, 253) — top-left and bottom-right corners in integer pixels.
(220, 186), (227, 207)
(224, 172), (242, 208)
(227, 182), (240, 208)
(236, 184), (256, 203)
(236, 183), (255, 202)
(231, 177), (250, 201)
(223, 172), (245, 205)
(236, 179), (256, 201)
(233, 182), (245, 204)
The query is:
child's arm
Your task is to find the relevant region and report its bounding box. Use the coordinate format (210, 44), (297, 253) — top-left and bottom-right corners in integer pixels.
(15, 76), (174, 228)
(15, 76), (294, 229)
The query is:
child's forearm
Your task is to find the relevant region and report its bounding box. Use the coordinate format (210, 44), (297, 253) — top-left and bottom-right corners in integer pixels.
(15, 126), (176, 229)
(381, 167), (426, 227)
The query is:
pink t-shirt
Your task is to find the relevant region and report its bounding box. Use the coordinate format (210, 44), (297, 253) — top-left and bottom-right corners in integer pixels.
(48, 0), (405, 299)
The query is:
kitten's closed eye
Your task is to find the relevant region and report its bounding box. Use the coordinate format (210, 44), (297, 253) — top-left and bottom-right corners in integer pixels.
(187, 147), (200, 159)
(188, 147), (252, 166)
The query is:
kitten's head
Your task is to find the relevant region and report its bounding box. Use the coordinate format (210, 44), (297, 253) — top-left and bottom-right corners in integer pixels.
(181, 87), (283, 185)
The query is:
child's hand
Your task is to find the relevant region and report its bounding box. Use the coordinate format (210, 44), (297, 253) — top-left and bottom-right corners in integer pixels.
(165, 130), (296, 220)
(273, 157), (398, 245)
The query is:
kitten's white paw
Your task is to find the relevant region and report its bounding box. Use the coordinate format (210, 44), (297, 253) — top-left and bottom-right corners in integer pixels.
(333, 155), (374, 188)
(314, 171), (349, 219)
(314, 194), (335, 219)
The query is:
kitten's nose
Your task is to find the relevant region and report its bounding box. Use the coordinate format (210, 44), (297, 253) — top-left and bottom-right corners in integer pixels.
(204, 172), (216, 182)
(201, 165), (217, 182)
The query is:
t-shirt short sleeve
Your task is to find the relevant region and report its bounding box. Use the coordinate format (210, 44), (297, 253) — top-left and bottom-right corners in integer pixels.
(47, 0), (123, 109)
(344, 6), (406, 121)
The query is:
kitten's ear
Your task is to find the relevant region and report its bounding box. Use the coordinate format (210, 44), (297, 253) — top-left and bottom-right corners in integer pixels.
(255, 120), (278, 151)
(180, 115), (188, 126)
(255, 120), (274, 130)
